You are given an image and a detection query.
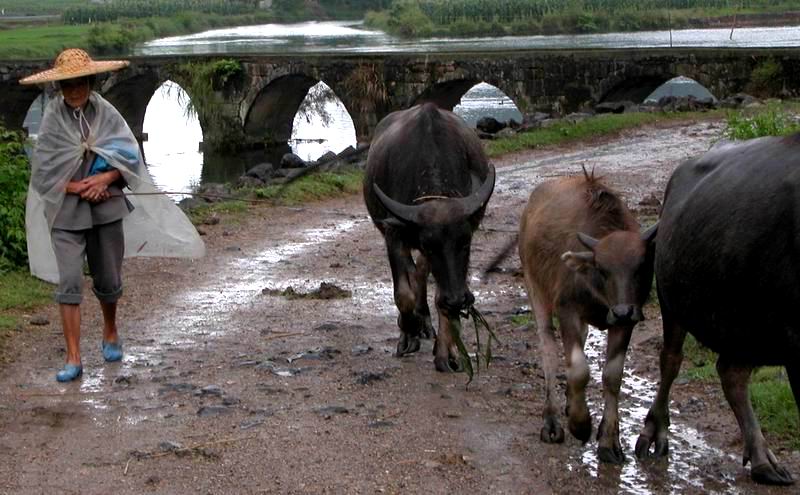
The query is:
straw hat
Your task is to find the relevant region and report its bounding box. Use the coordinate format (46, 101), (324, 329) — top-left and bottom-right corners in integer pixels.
(19, 48), (129, 85)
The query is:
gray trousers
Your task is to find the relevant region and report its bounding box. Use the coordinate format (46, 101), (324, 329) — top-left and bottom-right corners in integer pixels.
(51, 220), (125, 305)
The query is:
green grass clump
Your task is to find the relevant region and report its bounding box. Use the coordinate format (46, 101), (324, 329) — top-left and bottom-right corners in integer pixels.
(253, 169), (363, 205)
(679, 333), (718, 382)
(186, 200), (248, 226)
(751, 367), (799, 450)
(485, 111), (720, 157)
(0, 271), (52, 312)
(725, 103), (800, 140)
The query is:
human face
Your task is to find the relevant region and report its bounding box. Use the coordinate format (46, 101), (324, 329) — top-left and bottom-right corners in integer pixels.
(60, 77), (90, 109)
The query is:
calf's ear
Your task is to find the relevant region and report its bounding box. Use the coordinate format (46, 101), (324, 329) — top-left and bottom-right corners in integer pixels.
(381, 218), (407, 230)
(561, 250), (595, 272)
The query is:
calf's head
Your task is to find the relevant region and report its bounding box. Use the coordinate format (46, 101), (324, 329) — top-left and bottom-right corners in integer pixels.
(561, 223), (657, 326)
(374, 165), (495, 316)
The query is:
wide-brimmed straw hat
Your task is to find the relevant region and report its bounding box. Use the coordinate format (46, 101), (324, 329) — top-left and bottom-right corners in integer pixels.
(19, 48), (129, 85)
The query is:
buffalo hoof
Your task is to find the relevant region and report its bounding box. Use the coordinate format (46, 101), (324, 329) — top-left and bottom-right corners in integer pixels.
(569, 417), (593, 444)
(751, 463), (795, 486)
(434, 355), (462, 373)
(598, 445), (626, 465)
(395, 334), (421, 356)
(540, 417), (565, 444)
(634, 434), (668, 459)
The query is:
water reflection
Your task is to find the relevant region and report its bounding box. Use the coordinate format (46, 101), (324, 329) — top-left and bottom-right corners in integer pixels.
(454, 82), (522, 128)
(136, 22), (800, 56)
(142, 81), (203, 197)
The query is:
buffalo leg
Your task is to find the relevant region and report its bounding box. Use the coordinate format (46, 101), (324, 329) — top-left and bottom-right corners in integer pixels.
(560, 312), (592, 444)
(413, 252), (435, 339)
(385, 234), (421, 356)
(432, 287), (462, 372)
(717, 358), (794, 486)
(597, 325), (633, 464)
(635, 312), (686, 459)
(786, 364), (800, 419)
(528, 289), (565, 443)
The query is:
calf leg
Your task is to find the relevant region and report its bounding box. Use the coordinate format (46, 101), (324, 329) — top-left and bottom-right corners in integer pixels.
(597, 325), (633, 464)
(385, 234), (422, 356)
(413, 253), (435, 339)
(560, 312), (592, 444)
(635, 313), (686, 459)
(528, 289), (564, 443)
(717, 358), (794, 486)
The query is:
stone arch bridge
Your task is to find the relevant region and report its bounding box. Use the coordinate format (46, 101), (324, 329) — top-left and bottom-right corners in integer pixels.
(1, 48), (798, 153)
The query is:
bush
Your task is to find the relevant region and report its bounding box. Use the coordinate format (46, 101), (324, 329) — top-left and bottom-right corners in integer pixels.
(386, 0), (434, 38)
(0, 127), (31, 273)
(747, 59), (783, 97)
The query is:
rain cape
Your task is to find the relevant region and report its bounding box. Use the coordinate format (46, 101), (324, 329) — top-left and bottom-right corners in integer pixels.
(26, 92), (205, 283)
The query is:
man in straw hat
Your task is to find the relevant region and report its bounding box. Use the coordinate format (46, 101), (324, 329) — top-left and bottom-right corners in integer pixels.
(21, 47), (208, 384)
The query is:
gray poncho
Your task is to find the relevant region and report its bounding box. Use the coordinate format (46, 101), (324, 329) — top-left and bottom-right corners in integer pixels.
(26, 92), (205, 283)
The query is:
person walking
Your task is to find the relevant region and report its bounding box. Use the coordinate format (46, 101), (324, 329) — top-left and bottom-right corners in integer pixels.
(21, 48), (205, 383)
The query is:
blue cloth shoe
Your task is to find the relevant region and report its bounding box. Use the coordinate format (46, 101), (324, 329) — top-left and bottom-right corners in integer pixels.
(102, 340), (123, 362)
(56, 364), (83, 382)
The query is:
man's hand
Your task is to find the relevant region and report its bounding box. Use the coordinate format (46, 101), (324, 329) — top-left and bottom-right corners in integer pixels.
(78, 170), (121, 203)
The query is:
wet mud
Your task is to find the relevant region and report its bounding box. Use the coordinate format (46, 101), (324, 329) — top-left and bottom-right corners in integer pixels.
(1, 119), (798, 494)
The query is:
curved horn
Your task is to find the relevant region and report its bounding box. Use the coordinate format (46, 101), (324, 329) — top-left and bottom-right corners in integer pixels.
(454, 163), (496, 217)
(373, 183), (423, 225)
(577, 232), (599, 250)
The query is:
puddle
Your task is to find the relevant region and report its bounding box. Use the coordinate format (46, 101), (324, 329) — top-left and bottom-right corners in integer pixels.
(570, 327), (738, 494)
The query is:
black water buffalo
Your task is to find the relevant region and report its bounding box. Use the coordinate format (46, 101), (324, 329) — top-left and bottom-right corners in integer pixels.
(635, 134), (800, 485)
(363, 103), (495, 372)
(519, 171), (656, 463)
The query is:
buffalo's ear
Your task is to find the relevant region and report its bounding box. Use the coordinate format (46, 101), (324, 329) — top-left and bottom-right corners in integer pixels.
(641, 222), (658, 245)
(561, 250), (595, 272)
(381, 217), (406, 230)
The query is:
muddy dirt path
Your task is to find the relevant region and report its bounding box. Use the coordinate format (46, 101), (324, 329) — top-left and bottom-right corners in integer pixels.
(2, 120), (798, 494)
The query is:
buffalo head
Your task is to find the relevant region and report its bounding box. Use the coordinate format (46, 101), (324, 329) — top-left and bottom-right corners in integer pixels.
(561, 223), (657, 326)
(373, 165), (495, 316)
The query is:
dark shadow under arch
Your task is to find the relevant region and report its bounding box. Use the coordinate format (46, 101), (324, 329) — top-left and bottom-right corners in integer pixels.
(601, 75), (675, 104)
(244, 74), (319, 144)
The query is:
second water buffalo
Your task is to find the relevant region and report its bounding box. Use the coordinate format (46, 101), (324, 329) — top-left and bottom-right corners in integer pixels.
(363, 103), (495, 372)
(636, 134), (800, 485)
(519, 171), (656, 463)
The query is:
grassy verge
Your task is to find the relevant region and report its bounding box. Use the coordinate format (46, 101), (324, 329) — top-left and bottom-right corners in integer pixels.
(252, 168), (363, 205)
(485, 110), (723, 158)
(0, 24), (88, 59)
(0, 271), (53, 357)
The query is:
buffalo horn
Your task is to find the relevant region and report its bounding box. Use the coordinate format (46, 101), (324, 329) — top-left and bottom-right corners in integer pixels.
(453, 163), (496, 218)
(373, 183), (423, 224)
(577, 232), (599, 250)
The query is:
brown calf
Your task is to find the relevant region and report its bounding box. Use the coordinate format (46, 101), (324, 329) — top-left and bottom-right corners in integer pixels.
(519, 171), (656, 463)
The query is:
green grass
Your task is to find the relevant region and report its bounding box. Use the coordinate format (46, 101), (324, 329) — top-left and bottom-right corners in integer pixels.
(252, 169), (363, 205)
(725, 102), (800, 140)
(0, 0), (86, 16)
(0, 270), (52, 338)
(751, 368), (800, 450)
(186, 200), (248, 226)
(680, 334), (718, 382)
(0, 24), (89, 59)
(485, 111), (722, 157)
(510, 314), (532, 327)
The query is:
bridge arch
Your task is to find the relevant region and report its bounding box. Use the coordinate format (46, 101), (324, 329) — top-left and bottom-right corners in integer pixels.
(599, 74), (676, 104)
(244, 74), (319, 146)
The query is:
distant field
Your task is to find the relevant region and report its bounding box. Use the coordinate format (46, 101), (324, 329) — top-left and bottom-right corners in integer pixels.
(0, 24), (88, 59)
(0, 0), (87, 16)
